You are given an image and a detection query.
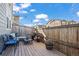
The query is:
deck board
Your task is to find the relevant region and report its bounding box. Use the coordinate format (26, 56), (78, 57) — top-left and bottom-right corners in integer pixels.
(1, 41), (65, 56)
(24, 45), (30, 56)
(19, 42), (22, 56)
(15, 44), (19, 56)
(33, 42), (45, 56)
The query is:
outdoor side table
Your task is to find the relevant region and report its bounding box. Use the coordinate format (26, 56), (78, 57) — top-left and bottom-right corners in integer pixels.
(17, 36), (26, 41)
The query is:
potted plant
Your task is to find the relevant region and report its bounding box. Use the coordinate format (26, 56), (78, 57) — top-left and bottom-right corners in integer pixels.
(36, 33), (44, 42)
(45, 39), (53, 50)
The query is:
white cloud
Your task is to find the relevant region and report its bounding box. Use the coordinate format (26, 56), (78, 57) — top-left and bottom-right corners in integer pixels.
(45, 19), (49, 21)
(35, 13), (49, 22)
(20, 3), (31, 9)
(20, 17), (24, 20)
(30, 9), (36, 12)
(38, 23), (43, 25)
(33, 19), (40, 23)
(13, 5), (20, 12)
(35, 14), (48, 19)
(76, 11), (79, 17)
(24, 24), (33, 27)
(13, 3), (31, 12)
(19, 10), (28, 14)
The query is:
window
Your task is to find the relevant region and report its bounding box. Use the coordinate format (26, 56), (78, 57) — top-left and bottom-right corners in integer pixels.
(7, 17), (9, 28)
(7, 17), (11, 29)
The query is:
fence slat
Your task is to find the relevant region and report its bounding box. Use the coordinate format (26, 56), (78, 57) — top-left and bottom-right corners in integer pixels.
(43, 24), (79, 56)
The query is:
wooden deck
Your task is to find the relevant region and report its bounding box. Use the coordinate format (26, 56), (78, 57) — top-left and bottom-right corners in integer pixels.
(1, 41), (65, 56)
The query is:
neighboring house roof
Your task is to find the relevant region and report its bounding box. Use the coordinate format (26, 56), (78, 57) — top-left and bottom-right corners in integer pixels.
(47, 19), (61, 25)
(37, 25), (46, 28)
(47, 19), (77, 25)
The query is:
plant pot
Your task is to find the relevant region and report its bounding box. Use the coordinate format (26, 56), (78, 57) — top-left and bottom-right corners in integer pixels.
(45, 39), (53, 50)
(46, 45), (53, 50)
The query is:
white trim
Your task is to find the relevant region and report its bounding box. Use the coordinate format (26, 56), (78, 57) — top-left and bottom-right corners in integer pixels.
(0, 0), (79, 3)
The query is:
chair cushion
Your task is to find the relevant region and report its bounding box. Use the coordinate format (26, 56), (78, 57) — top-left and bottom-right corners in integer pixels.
(8, 35), (14, 39)
(5, 39), (17, 45)
(24, 38), (32, 42)
(10, 33), (16, 37)
(2, 34), (8, 42)
(24, 38), (29, 42)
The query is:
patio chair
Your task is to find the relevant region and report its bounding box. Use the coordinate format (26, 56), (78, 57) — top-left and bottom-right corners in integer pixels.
(23, 34), (33, 44)
(3, 34), (18, 46)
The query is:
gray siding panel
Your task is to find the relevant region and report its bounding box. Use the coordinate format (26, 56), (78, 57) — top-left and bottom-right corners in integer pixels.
(0, 3), (13, 35)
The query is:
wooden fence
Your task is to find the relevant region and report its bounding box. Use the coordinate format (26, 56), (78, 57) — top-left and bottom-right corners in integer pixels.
(12, 25), (34, 36)
(43, 24), (79, 56)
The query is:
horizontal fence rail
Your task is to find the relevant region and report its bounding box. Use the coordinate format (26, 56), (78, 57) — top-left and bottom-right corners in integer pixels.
(12, 25), (34, 36)
(43, 24), (79, 56)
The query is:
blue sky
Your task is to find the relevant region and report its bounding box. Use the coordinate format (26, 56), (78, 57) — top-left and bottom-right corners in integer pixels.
(13, 3), (79, 27)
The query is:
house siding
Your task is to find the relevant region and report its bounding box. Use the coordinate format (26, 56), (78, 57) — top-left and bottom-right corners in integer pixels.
(0, 3), (13, 35)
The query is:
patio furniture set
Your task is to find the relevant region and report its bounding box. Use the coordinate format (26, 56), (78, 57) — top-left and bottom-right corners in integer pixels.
(17, 34), (33, 44)
(0, 33), (33, 54)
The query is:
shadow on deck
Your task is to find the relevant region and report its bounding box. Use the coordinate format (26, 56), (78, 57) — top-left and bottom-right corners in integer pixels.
(1, 41), (65, 56)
